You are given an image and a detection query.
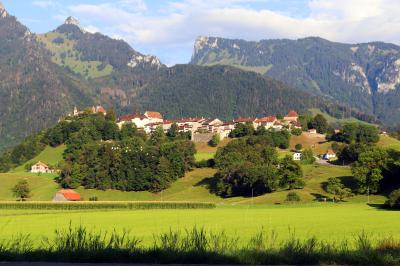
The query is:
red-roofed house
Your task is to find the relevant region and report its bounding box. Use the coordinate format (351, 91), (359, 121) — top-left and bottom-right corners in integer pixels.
(31, 161), (52, 174)
(92, 106), (107, 115)
(144, 111), (163, 121)
(117, 114), (149, 129)
(255, 116), (277, 129)
(53, 189), (81, 202)
(323, 149), (337, 160)
(284, 110), (299, 122)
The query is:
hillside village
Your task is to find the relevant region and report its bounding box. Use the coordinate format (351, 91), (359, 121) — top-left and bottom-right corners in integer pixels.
(71, 106), (303, 141)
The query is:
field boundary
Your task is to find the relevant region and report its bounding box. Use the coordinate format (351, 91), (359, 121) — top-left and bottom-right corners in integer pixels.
(0, 201), (216, 210)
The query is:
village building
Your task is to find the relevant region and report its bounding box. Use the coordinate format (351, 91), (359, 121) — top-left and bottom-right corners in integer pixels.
(53, 189), (81, 202)
(118, 111), (163, 130)
(308, 129), (317, 134)
(255, 116), (277, 129)
(31, 161), (52, 174)
(284, 110), (299, 122)
(293, 152), (302, 161)
(272, 121), (283, 131)
(91, 106), (107, 115)
(323, 149), (337, 160)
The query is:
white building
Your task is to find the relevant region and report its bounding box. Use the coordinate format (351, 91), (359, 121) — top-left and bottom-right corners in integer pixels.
(31, 161), (52, 174)
(293, 152), (302, 161)
(323, 150), (336, 160)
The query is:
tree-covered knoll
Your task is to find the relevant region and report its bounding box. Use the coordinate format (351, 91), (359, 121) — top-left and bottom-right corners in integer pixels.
(0, 113), (195, 193)
(214, 134), (303, 197)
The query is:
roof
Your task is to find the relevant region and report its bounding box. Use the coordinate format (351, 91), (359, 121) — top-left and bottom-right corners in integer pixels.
(95, 106), (106, 114)
(285, 110), (299, 118)
(255, 116), (277, 123)
(33, 161), (49, 168)
(58, 189), (81, 201)
(145, 111), (163, 119)
(234, 118), (256, 123)
(118, 114), (147, 122)
(326, 149), (336, 155)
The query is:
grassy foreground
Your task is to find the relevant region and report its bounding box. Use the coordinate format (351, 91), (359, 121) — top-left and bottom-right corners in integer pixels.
(0, 223), (399, 265)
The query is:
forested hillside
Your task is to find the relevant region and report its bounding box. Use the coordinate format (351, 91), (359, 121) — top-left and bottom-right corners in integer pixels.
(0, 5), (379, 153)
(191, 36), (400, 127)
(130, 64), (377, 122)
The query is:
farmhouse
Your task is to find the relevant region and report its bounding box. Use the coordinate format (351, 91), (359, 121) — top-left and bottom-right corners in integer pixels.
(31, 161), (52, 174)
(284, 110), (299, 122)
(293, 152), (302, 161)
(308, 129), (317, 134)
(255, 116), (277, 129)
(53, 189), (81, 202)
(323, 149), (337, 160)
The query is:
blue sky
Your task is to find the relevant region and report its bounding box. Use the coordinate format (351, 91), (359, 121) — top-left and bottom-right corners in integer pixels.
(2, 0), (400, 65)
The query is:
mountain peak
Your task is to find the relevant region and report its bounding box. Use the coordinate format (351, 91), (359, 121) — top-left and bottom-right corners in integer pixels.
(0, 1), (8, 18)
(64, 16), (80, 26)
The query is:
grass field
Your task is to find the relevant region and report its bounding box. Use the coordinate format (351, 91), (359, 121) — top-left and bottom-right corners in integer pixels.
(0, 203), (397, 246)
(13, 145), (66, 172)
(378, 134), (400, 151)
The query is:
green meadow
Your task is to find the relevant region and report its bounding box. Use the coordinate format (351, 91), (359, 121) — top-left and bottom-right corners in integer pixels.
(0, 204), (398, 246)
(0, 134), (398, 246)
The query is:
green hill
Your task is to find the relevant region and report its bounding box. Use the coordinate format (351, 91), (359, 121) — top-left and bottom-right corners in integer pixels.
(13, 145), (66, 172)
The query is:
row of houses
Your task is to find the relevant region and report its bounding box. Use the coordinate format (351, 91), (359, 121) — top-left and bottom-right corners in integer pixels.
(116, 110), (301, 140)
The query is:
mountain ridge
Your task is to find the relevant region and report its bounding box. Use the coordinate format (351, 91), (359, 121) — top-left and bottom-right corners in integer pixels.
(0, 6), (381, 152)
(191, 36), (400, 127)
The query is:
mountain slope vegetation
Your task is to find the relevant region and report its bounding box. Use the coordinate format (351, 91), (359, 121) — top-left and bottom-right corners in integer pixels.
(0, 6), (380, 152)
(191, 36), (400, 127)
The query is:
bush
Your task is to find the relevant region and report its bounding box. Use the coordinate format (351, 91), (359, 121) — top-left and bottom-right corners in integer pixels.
(209, 134), (220, 147)
(286, 192), (301, 202)
(295, 143), (302, 151)
(291, 128), (302, 136)
(300, 149), (315, 164)
(386, 189), (400, 209)
(89, 196), (98, 202)
(195, 159), (215, 168)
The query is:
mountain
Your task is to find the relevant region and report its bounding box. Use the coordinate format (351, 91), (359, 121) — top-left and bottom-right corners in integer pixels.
(191, 36), (400, 127)
(0, 7), (94, 152)
(129, 64), (375, 122)
(0, 5), (377, 152)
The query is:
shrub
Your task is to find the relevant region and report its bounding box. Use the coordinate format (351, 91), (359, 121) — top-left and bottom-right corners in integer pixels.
(300, 149), (315, 164)
(386, 189), (400, 209)
(209, 134), (220, 147)
(286, 192), (301, 202)
(295, 143), (302, 151)
(291, 128), (302, 136)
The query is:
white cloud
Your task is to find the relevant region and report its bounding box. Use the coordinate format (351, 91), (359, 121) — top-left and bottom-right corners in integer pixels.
(32, 0), (58, 8)
(65, 0), (400, 64)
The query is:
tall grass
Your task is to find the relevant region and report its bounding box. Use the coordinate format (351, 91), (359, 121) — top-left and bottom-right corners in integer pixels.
(0, 201), (216, 210)
(0, 224), (399, 265)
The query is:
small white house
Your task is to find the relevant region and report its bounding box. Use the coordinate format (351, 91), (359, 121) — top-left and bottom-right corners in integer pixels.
(323, 150), (336, 160)
(293, 152), (302, 161)
(31, 161), (52, 174)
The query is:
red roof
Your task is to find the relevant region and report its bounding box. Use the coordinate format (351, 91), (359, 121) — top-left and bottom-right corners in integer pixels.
(255, 116), (277, 123)
(59, 189), (81, 201)
(96, 106), (106, 114)
(145, 111), (163, 119)
(285, 110), (299, 118)
(234, 118), (256, 123)
(118, 114), (147, 122)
